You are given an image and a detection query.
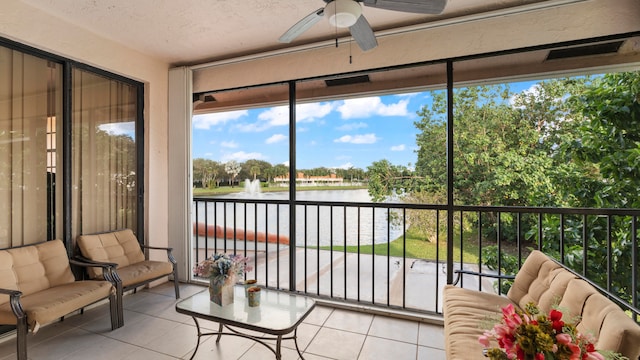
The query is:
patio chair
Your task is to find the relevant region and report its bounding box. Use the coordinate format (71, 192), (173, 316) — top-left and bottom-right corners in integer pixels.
(75, 229), (180, 326)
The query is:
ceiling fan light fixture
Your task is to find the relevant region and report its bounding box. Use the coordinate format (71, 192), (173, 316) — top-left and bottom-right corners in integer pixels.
(325, 0), (362, 28)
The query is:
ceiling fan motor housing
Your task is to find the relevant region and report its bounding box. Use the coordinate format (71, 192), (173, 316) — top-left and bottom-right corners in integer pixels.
(325, 0), (362, 28)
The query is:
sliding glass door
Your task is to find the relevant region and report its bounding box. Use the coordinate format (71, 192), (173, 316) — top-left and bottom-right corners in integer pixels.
(0, 40), (142, 249)
(71, 69), (139, 239)
(0, 48), (63, 247)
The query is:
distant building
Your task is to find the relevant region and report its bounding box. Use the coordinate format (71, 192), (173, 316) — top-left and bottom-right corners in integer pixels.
(273, 172), (344, 186)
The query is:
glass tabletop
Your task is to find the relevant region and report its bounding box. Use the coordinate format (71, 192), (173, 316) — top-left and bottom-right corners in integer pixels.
(176, 286), (316, 334)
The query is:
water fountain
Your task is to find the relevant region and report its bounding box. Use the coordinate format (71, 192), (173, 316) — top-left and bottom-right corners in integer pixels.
(243, 179), (261, 195)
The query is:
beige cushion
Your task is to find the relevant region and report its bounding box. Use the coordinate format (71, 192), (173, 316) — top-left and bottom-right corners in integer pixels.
(443, 285), (514, 360)
(444, 251), (640, 360)
(0, 281), (113, 331)
(0, 240), (114, 332)
(507, 250), (576, 313)
(598, 306), (640, 359)
(558, 278), (606, 330)
(0, 240), (75, 306)
(558, 278), (640, 359)
(77, 229), (146, 279)
(0, 251), (19, 302)
(110, 261), (174, 288)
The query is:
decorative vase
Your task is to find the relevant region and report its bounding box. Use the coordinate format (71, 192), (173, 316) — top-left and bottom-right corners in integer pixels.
(209, 276), (234, 306)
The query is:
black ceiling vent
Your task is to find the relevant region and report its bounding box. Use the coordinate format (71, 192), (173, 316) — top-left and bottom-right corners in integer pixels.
(546, 41), (624, 61)
(193, 93), (216, 103)
(325, 75), (370, 87)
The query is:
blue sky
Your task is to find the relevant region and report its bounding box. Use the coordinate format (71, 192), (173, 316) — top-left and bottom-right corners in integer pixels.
(192, 81), (538, 171)
(192, 92), (431, 170)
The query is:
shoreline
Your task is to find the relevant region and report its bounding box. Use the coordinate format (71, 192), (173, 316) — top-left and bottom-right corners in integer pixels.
(193, 185), (368, 197)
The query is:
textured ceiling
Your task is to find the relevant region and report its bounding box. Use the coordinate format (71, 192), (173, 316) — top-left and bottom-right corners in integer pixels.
(19, 0), (565, 66)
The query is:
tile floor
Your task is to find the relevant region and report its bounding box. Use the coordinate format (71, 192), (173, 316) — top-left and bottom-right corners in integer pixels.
(0, 282), (446, 360)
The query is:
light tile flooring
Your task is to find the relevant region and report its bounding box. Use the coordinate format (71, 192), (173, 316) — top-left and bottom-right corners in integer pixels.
(0, 282), (446, 360)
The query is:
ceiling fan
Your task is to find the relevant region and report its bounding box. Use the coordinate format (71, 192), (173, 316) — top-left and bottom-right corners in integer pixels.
(278, 0), (448, 52)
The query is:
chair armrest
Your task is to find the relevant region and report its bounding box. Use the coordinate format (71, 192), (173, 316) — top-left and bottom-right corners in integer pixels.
(452, 269), (516, 286)
(141, 245), (173, 252)
(0, 288), (22, 296)
(0, 288), (25, 318)
(71, 257), (118, 269)
(140, 245), (177, 266)
(70, 257), (121, 284)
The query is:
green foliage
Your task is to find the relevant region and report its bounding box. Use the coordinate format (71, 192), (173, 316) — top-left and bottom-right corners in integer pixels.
(193, 158), (224, 188)
(366, 159), (417, 202)
(240, 159), (271, 181)
(193, 158), (370, 188)
(562, 72), (640, 208)
(480, 245), (520, 294)
(403, 191), (447, 242)
(393, 72), (640, 305)
(412, 84), (566, 208)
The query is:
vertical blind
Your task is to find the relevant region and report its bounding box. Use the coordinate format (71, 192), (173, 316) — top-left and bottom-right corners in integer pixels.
(71, 69), (138, 241)
(0, 43), (139, 249)
(0, 48), (63, 247)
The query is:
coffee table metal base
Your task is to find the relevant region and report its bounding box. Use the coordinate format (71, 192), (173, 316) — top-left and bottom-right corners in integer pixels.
(189, 316), (305, 360)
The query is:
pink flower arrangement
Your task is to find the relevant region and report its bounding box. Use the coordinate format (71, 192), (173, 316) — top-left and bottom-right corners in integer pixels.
(479, 303), (627, 360)
(193, 253), (252, 282)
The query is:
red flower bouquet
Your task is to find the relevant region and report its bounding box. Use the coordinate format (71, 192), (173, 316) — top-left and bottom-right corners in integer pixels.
(479, 303), (627, 360)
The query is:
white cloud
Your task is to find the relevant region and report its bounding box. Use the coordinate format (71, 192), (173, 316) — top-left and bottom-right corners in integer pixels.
(98, 122), (135, 137)
(256, 106), (289, 128)
(265, 134), (287, 144)
(282, 160), (290, 167)
(337, 97), (409, 119)
(334, 133), (379, 144)
(221, 151), (265, 162)
(523, 83), (542, 97)
(336, 122), (368, 131)
(193, 110), (248, 130)
(296, 102), (333, 122)
(235, 102), (333, 132)
(220, 141), (238, 148)
(336, 162), (354, 170)
(391, 144), (406, 151)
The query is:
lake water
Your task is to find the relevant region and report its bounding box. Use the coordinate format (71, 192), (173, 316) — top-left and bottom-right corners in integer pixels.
(193, 189), (404, 246)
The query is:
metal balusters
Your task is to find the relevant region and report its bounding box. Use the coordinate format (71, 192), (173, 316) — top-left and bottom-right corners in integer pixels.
(190, 198), (640, 318)
(343, 205), (348, 301)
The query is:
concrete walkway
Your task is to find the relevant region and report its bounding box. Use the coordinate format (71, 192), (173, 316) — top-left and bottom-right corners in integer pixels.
(197, 245), (498, 314)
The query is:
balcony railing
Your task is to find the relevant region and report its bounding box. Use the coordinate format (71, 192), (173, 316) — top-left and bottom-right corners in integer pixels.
(192, 196), (640, 321)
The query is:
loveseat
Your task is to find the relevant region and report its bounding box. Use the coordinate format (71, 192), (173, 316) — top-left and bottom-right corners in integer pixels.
(0, 239), (120, 360)
(443, 250), (640, 359)
(76, 229), (180, 325)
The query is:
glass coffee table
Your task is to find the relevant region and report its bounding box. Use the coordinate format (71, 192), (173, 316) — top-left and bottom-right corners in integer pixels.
(176, 286), (316, 360)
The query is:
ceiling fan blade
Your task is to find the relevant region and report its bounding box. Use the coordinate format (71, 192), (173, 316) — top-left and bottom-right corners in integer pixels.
(278, 8), (325, 43)
(349, 15), (378, 51)
(361, 0), (447, 14)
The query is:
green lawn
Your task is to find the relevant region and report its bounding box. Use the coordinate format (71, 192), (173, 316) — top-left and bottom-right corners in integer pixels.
(316, 227), (480, 263)
(193, 187), (480, 263)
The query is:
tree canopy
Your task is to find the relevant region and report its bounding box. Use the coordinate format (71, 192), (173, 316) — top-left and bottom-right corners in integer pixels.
(367, 72), (640, 211)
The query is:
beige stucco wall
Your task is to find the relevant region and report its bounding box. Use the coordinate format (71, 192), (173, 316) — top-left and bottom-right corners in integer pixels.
(0, 0), (170, 253)
(193, 0), (640, 93)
